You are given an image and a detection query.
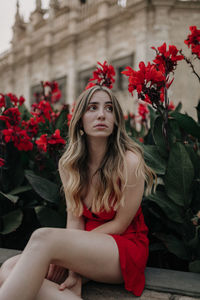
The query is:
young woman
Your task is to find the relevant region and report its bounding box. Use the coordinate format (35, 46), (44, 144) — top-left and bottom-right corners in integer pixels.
(0, 85), (154, 300)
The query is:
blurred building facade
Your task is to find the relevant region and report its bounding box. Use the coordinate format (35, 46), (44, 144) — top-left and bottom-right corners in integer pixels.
(0, 0), (199, 116)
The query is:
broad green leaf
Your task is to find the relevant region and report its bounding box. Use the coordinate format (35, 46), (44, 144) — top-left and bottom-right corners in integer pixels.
(147, 191), (183, 223)
(9, 185), (32, 195)
(34, 206), (65, 228)
(168, 119), (182, 145)
(0, 191), (19, 203)
(171, 111), (200, 139)
(25, 170), (59, 204)
(0, 210), (23, 234)
(152, 116), (168, 158)
(156, 233), (190, 260)
(143, 145), (166, 174)
(189, 260), (200, 273)
(164, 143), (194, 207)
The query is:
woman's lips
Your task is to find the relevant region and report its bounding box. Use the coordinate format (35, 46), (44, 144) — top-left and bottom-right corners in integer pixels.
(94, 124), (108, 128)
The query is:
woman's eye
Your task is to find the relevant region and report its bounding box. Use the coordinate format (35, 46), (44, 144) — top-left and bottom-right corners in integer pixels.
(88, 105), (96, 111)
(106, 105), (113, 112)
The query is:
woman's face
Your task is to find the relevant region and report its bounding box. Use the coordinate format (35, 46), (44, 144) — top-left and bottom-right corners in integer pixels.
(81, 90), (115, 138)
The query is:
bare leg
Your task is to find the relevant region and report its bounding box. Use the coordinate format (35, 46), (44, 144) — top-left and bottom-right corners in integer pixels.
(0, 255), (82, 300)
(0, 228), (123, 300)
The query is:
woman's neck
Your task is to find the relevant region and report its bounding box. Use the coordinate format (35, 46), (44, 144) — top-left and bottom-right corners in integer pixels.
(86, 137), (108, 169)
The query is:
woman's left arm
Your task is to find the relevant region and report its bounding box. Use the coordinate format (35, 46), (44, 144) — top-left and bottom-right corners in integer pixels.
(92, 152), (144, 235)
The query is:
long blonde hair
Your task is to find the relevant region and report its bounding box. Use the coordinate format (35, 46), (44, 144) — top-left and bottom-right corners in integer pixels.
(59, 85), (155, 216)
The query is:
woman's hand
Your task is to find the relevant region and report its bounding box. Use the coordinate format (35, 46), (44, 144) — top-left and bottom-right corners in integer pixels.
(59, 271), (82, 297)
(46, 264), (67, 284)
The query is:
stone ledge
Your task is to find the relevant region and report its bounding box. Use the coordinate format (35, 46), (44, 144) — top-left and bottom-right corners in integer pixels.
(0, 248), (200, 299)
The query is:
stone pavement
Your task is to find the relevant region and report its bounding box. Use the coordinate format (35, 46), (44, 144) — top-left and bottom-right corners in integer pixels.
(0, 248), (200, 300)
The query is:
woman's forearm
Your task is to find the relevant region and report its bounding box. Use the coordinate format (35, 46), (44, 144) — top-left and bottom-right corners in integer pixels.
(91, 219), (124, 235)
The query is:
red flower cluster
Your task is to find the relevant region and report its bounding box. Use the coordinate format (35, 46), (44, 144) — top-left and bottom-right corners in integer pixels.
(22, 117), (39, 138)
(36, 129), (66, 152)
(0, 93), (25, 109)
(185, 26), (200, 59)
(122, 61), (165, 105)
(2, 128), (33, 151)
(43, 81), (62, 103)
(138, 103), (149, 121)
(122, 42), (184, 108)
(152, 43), (184, 74)
(0, 107), (21, 127)
(32, 100), (53, 122)
(85, 61), (115, 89)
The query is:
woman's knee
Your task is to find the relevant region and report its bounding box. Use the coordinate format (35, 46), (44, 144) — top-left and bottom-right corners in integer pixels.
(0, 255), (20, 286)
(30, 227), (52, 242)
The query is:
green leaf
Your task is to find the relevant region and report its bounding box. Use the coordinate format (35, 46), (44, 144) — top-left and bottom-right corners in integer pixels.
(9, 185), (32, 195)
(147, 191), (183, 223)
(189, 260), (200, 273)
(152, 116), (168, 158)
(156, 233), (190, 260)
(34, 206), (65, 228)
(143, 145), (166, 174)
(195, 100), (200, 124)
(25, 170), (59, 204)
(168, 119), (182, 144)
(170, 111), (200, 139)
(0, 191), (19, 203)
(164, 143), (194, 207)
(0, 210), (23, 234)
(55, 106), (69, 131)
(18, 103), (32, 121)
(174, 102), (182, 113)
(148, 105), (157, 129)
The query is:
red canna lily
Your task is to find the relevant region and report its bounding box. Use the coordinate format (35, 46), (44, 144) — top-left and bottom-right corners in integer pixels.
(185, 26), (200, 59)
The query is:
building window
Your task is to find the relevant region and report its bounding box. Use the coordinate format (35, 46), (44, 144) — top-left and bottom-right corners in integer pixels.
(80, 0), (87, 4)
(30, 76), (67, 105)
(77, 67), (95, 96)
(111, 54), (134, 91)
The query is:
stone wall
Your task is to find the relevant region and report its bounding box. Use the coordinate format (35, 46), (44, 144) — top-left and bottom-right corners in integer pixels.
(0, 0), (199, 117)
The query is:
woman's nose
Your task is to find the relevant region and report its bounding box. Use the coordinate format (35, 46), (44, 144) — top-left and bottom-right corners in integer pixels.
(97, 107), (105, 119)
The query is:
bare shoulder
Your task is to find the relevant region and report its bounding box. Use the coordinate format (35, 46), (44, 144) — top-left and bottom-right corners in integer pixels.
(124, 150), (140, 169)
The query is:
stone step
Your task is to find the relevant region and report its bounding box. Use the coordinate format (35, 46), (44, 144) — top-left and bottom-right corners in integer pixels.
(0, 248), (200, 300)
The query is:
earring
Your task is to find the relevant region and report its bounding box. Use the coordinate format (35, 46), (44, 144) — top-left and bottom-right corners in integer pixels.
(80, 129), (84, 136)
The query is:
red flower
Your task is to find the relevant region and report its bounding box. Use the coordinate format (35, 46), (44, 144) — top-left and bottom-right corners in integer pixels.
(168, 101), (175, 111)
(138, 103), (149, 121)
(36, 134), (48, 152)
(22, 117), (39, 137)
(2, 128), (15, 143)
(19, 96), (25, 106)
(31, 100), (53, 121)
(0, 94), (5, 108)
(36, 129), (66, 152)
(0, 107), (21, 127)
(43, 81), (62, 103)
(7, 93), (18, 106)
(122, 62), (165, 105)
(48, 129), (66, 146)
(184, 26), (200, 59)
(139, 137), (144, 143)
(85, 61), (115, 89)
(0, 158), (5, 167)
(2, 127), (33, 151)
(67, 113), (72, 126)
(152, 43), (184, 74)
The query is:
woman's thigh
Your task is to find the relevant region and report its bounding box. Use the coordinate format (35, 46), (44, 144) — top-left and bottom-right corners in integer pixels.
(36, 228), (123, 284)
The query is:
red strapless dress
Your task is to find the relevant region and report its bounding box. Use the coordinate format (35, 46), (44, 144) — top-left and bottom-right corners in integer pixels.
(82, 203), (149, 296)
